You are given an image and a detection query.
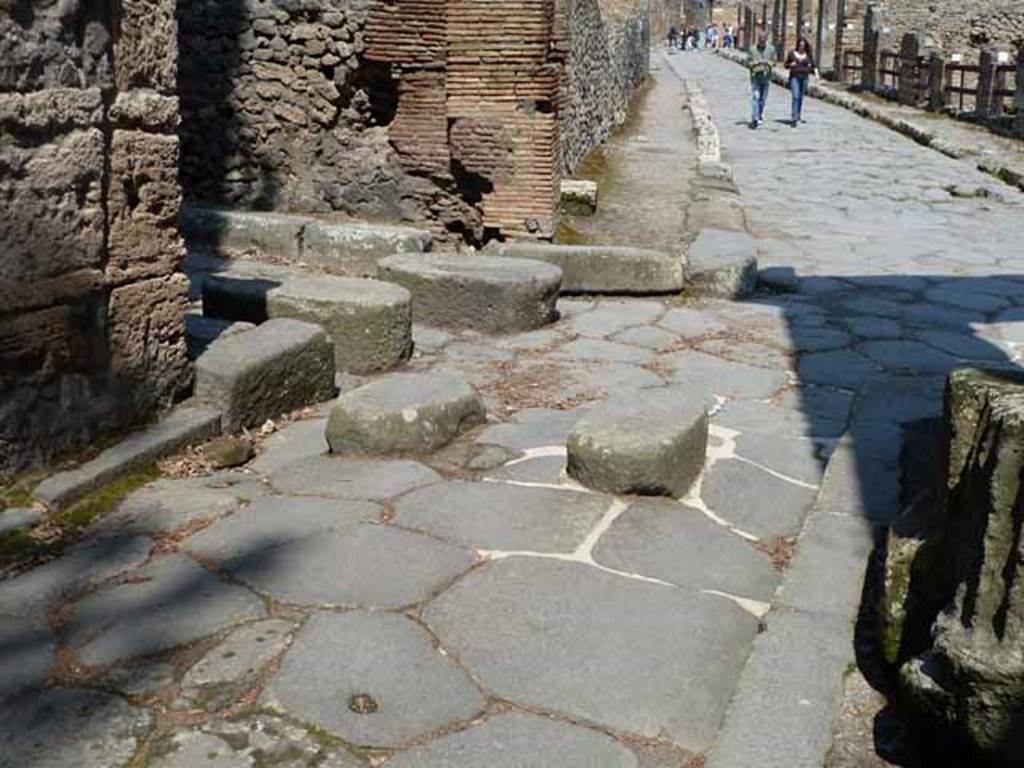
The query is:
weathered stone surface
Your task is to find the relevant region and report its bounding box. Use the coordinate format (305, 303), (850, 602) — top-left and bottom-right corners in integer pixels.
(67, 554), (265, 666)
(664, 350), (788, 400)
(567, 390), (709, 497)
(476, 408), (585, 450)
(685, 229), (758, 299)
(265, 612), (486, 748)
(180, 207), (311, 260)
(0, 688), (151, 768)
(378, 254), (562, 333)
(303, 221), (432, 276)
(424, 558), (758, 751)
(560, 179), (599, 215)
(701, 459), (817, 538)
(686, 198), (747, 232)
(185, 313), (255, 359)
(566, 300), (665, 337)
(0, 618), (56, 704)
(267, 276), (413, 373)
(0, 507), (44, 535)
(489, 243), (683, 294)
(326, 373), (484, 455)
(387, 713), (638, 767)
(891, 369), (1024, 762)
(249, 417), (329, 475)
(394, 480), (610, 553)
(200, 436), (254, 469)
(195, 319), (336, 433)
(269, 457), (441, 500)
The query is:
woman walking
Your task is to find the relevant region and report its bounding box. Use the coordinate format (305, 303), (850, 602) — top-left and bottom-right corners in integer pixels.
(785, 37), (819, 126)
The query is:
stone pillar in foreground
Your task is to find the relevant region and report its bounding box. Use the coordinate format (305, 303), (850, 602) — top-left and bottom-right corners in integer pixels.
(927, 52), (946, 111)
(861, 5), (883, 92)
(976, 47), (996, 117)
(897, 32), (920, 105)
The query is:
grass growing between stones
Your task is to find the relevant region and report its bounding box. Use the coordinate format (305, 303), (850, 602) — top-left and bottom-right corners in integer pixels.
(53, 464), (161, 531)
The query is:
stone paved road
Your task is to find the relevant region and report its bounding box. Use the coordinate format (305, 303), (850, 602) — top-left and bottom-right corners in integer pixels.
(3, 51), (1024, 768)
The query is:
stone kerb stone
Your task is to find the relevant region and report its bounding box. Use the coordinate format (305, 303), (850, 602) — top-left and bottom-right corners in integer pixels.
(326, 373), (486, 455)
(488, 243), (683, 295)
(560, 180), (599, 215)
(195, 318), (336, 433)
(266, 275), (413, 374)
(302, 221), (432, 277)
(567, 389), (709, 497)
(685, 228), (759, 299)
(181, 207), (311, 261)
(684, 79), (722, 166)
(377, 254), (562, 333)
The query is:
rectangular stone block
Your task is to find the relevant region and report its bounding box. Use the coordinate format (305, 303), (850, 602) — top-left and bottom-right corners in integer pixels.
(302, 221), (432, 277)
(106, 130), (184, 286)
(180, 206), (312, 261)
(114, 0), (179, 94)
(194, 318), (336, 433)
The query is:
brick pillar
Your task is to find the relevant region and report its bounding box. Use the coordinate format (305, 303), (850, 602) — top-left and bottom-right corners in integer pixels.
(976, 48), (995, 116)
(771, 0), (782, 49)
(861, 5), (882, 91)
(779, 0), (788, 59)
(815, 0), (826, 70)
(897, 32), (920, 105)
(795, 0), (804, 40)
(928, 52), (946, 111)
(1015, 53), (1024, 136)
(832, 0), (846, 79)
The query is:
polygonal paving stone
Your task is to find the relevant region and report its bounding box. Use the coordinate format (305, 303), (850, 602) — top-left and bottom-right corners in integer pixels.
(798, 349), (879, 389)
(249, 417), (329, 475)
(857, 339), (959, 375)
(786, 325), (853, 353)
(551, 338), (655, 365)
(899, 302), (984, 330)
(185, 496), (381, 566)
(475, 408), (585, 451)
(223, 524), (474, 608)
(565, 301), (665, 337)
(423, 558), (758, 751)
(0, 618), (55, 704)
(914, 330), (1009, 361)
(394, 481), (610, 553)
(734, 433), (828, 486)
(567, 390), (709, 497)
(265, 612), (486, 748)
(266, 275), (413, 374)
(697, 338), (790, 370)
(658, 307), (728, 337)
(837, 315), (904, 340)
(443, 342), (516, 362)
(484, 456), (569, 485)
(556, 361), (665, 397)
(612, 325), (681, 350)
(385, 712), (639, 768)
(378, 253), (562, 333)
(592, 498), (779, 601)
(326, 373), (485, 455)
(700, 459), (817, 539)
(269, 457), (441, 501)
(0, 688), (151, 768)
(663, 350), (788, 400)
(67, 554), (266, 666)
(924, 285), (1008, 313)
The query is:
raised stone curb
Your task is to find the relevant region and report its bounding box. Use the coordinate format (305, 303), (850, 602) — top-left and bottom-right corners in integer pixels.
(686, 197), (747, 232)
(181, 207), (311, 261)
(326, 372), (485, 455)
(488, 242), (683, 294)
(303, 221), (432, 277)
(686, 228), (759, 299)
(33, 406), (222, 510)
(184, 313), (255, 359)
(266, 275), (413, 374)
(0, 507), (45, 535)
(195, 318), (336, 433)
(377, 253), (562, 333)
(567, 389), (709, 497)
(683, 78), (721, 166)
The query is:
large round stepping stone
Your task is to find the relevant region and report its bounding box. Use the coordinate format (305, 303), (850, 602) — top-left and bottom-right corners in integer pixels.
(567, 389), (709, 497)
(377, 253), (562, 333)
(326, 372), (486, 455)
(266, 275), (412, 374)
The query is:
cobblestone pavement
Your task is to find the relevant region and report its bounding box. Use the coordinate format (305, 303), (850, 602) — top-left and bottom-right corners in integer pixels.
(3, 53), (1024, 768)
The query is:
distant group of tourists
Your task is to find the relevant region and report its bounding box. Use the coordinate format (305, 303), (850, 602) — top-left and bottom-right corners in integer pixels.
(747, 30), (819, 129)
(667, 23), (735, 52)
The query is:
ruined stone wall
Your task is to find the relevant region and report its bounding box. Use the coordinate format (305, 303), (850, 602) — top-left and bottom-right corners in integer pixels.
(878, 1), (1024, 55)
(178, 0), (649, 243)
(0, 1), (190, 475)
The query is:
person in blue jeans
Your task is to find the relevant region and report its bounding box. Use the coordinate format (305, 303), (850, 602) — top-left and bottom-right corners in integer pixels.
(785, 37), (819, 126)
(747, 32), (776, 128)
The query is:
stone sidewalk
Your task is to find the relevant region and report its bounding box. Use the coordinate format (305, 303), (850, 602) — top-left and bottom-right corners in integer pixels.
(3, 50), (1024, 768)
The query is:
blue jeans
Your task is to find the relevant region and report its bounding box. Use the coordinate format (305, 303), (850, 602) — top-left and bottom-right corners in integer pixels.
(790, 75), (809, 122)
(751, 79), (770, 122)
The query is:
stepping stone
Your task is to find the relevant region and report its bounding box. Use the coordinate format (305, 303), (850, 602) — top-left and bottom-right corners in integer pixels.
(326, 372), (485, 455)
(198, 261), (297, 323)
(489, 243), (682, 294)
(184, 312), (254, 359)
(687, 198), (747, 232)
(266, 275), (412, 374)
(560, 179), (599, 215)
(567, 389), (709, 497)
(685, 229), (758, 299)
(377, 253), (562, 333)
(195, 318), (336, 433)
(303, 220), (431, 276)
(265, 612), (486, 748)
(181, 206), (310, 260)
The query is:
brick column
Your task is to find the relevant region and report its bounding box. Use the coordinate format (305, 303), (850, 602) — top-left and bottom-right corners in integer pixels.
(832, 0), (846, 79)
(976, 48), (995, 117)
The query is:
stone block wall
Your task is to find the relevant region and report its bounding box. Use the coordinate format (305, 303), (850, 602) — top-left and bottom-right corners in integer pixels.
(879, 1), (1024, 55)
(177, 0), (649, 243)
(0, 1), (189, 475)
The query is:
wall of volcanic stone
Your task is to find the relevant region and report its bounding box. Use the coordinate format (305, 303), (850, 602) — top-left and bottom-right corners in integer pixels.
(0, 0), (190, 475)
(877, 1), (1024, 55)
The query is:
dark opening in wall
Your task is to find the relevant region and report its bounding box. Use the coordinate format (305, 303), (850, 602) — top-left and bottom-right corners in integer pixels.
(450, 157), (494, 207)
(347, 60), (399, 127)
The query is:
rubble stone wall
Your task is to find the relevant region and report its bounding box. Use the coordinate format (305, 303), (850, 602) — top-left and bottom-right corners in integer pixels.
(0, 0), (189, 475)
(878, 1), (1024, 55)
(177, 0), (649, 242)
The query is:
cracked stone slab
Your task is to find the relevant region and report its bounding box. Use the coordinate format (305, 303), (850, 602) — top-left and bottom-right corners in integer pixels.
(424, 558), (758, 752)
(612, 325), (681, 350)
(567, 390), (709, 497)
(385, 712), (639, 767)
(265, 611), (486, 748)
(857, 339), (959, 375)
(735, 432), (828, 486)
(0, 688), (151, 768)
(484, 456), (569, 485)
(913, 330), (1010, 361)
(685, 228), (758, 299)
(326, 372), (485, 455)
(592, 498), (779, 601)
(0, 618), (55, 704)
(663, 350), (788, 400)
(269, 457), (441, 500)
(551, 338), (655, 365)
(67, 553), (266, 666)
(185, 496), (381, 566)
(658, 307), (728, 337)
(564, 301), (666, 338)
(249, 417), (329, 475)
(475, 409), (586, 451)
(223, 524), (474, 608)
(798, 349), (880, 390)
(394, 480), (610, 553)
(700, 458), (817, 539)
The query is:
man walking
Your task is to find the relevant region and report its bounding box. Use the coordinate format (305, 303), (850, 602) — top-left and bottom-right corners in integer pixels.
(747, 30), (776, 128)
